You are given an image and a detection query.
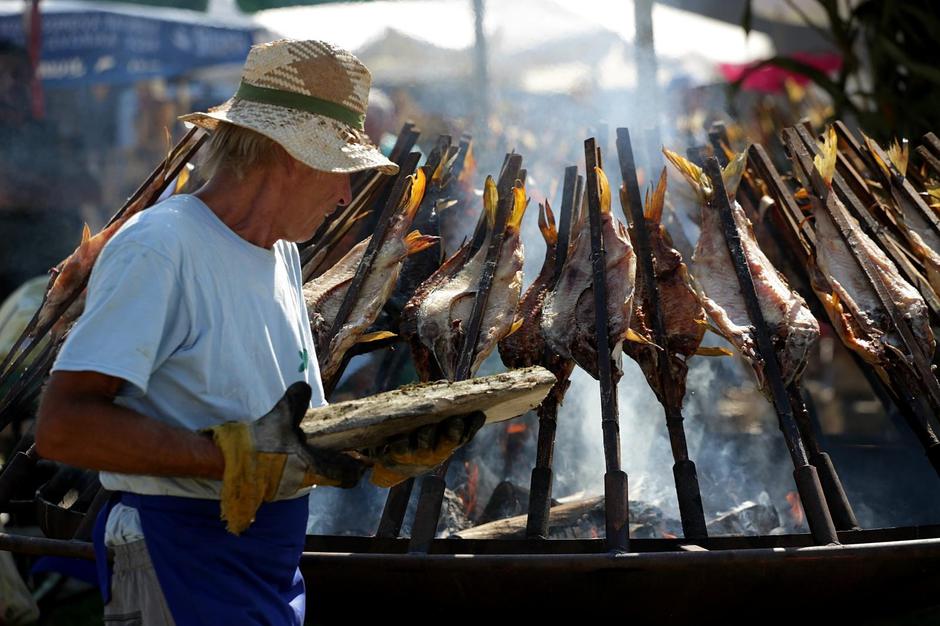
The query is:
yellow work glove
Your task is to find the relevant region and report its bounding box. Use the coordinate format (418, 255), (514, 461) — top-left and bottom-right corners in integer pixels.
(204, 382), (366, 535)
(364, 412), (486, 488)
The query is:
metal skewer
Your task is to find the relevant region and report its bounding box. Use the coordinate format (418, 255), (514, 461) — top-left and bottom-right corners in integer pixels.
(616, 128), (707, 539)
(406, 155), (524, 554)
(584, 138), (630, 552)
(525, 165), (579, 539)
(703, 157), (838, 545)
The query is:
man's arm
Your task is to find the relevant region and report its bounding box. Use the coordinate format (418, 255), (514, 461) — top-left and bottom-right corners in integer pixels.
(36, 370), (224, 480)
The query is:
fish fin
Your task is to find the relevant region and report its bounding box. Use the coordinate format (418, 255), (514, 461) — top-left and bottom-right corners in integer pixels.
(404, 230), (439, 255)
(506, 317), (525, 337)
(721, 149), (749, 198)
(357, 330), (398, 344)
(483, 175), (498, 229)
(695, 346), (734, 357)
(595, 167), (611, 214)
(663, 148), (709, 202)
(622, 328), (662, 350)
(80, 223), (91, 245)
(538, 201), (558, 246)
(814, 126), (838, 186)
(645, 167), (668, 223)
(401, 168), (427, 221)
(508, 179), (528, 230)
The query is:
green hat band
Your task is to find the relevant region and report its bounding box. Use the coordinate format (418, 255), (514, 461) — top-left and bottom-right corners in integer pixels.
(235, 81), (365, 131)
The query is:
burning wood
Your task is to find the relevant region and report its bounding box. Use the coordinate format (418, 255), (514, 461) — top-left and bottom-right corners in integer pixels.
(304, 169), (438, 383)
(403, 176), (527, 381)
(665, 149), (820, 393)
(623, 167), (709, 408)
(541, 166), (637, 380)
(300, 365), (555, 451)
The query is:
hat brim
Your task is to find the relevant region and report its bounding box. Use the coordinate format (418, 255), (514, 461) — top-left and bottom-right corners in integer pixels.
(179, 98), (399, 176)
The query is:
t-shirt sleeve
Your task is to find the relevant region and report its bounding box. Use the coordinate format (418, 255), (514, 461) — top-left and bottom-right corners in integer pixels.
(52, 241), (188, 397)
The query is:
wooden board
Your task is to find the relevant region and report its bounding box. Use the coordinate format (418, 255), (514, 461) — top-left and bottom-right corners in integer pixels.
(301, 366), (556, 450)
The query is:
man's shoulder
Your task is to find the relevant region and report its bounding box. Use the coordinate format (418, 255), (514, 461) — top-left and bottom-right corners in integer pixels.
(105, 195), (210, 264)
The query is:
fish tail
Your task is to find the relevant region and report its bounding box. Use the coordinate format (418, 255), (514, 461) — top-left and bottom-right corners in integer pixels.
(404, 230), (439, 255)
(663, 148), (710, 202)
(594, 166), (611, 214)
(644, 167), (668, 223)
(483, 175), (498, 230)
(538, 200), (558, 246)
(813, 126), (838, 187)
(508, 179), (528, 230)
(401, 168), (428, 221)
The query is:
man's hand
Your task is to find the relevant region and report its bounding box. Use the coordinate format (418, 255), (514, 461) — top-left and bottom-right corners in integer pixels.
(205, 382), (366, 534)
(364, 412), (485, 488)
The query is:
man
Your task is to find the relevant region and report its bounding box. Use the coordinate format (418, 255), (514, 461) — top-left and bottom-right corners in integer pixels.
(35, 40), (477, 625)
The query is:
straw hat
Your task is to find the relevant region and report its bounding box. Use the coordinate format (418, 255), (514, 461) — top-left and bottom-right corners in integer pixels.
(180, 39), (398, 175)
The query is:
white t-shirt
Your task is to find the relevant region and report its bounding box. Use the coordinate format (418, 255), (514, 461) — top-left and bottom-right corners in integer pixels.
(51, 194), (325, 539)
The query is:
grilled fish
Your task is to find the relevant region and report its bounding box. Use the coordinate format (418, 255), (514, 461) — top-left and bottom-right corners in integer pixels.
(864, 135), (940, 298)
(405, 176), (527, 381)
(810, 132), (935, 365)
(541, 167), (636, 380)
(498, 201), (575, 408)
(305, 170), (437, 383)
(623, 168), (708, 408)
(665, 149), (820, 392)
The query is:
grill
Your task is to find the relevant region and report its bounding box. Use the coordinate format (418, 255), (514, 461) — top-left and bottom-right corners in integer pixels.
(3, 120), (940, 624)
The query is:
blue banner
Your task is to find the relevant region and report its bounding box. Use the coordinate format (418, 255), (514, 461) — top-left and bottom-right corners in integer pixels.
(0, 8), (255, 85)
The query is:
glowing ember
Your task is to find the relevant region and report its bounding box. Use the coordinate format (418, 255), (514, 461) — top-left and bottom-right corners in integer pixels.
(662, 531), (678, 539)
(785, 491), (805, 526)
(506, 422), (528, 435)
(460, 460), (479, 517)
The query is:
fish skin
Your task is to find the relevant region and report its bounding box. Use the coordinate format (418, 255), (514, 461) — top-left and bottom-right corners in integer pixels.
(811, 197), (935, 365)
(626, 218), (706, 409)
(401, 237), (475, 381)
(693, 198), (820, 393)
(407, 178), (527, 381)
(541, 171), (636, 381)
(305, 203), (436, 384)
(305, 170), (433, 382)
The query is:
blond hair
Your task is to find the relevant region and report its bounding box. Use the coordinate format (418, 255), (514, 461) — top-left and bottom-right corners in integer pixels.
(198, 121), (282, 180)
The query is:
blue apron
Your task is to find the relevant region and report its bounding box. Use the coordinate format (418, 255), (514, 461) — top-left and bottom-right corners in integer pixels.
(93, 492), (309, 626)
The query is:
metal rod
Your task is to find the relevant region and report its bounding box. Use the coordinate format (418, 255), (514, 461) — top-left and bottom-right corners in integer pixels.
(376, 477), (415, 538)
(788, 385), (860, 530)
(0, 531), (98, 561)
(616, 128), (707, 539)
(407, 155), (524, 554)
(584, 138), (629, 552)
(703, 157), (838, 545)
(319, 152), (421, 357)
(526, 166), (579, 539)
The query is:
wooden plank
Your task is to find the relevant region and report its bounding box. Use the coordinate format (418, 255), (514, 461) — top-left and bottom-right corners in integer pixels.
(302, 366), (556, 451)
